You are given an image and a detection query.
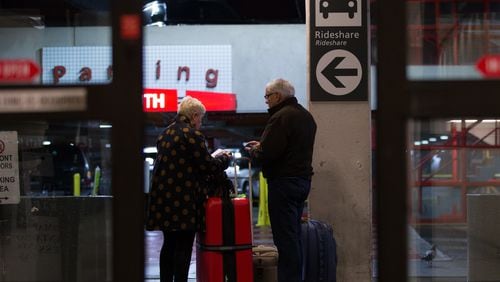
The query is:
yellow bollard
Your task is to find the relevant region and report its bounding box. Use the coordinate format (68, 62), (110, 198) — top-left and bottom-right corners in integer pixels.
(256, 172), (271, 227)
(92, 166), (101, 196)
(73, 173), (81, 196)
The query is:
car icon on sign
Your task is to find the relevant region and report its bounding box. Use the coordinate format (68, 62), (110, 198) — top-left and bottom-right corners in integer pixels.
(320, 0), (357, 19)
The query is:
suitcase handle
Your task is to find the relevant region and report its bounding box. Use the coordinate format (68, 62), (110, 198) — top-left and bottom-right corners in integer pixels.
(197, 242), (252, 251)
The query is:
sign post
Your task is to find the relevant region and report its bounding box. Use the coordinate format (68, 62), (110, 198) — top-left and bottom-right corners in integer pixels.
(310, 0), (368, 101)
(0, 131), (20, 204)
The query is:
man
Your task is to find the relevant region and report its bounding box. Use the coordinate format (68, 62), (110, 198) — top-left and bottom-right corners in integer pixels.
(246, 78), (317, 282)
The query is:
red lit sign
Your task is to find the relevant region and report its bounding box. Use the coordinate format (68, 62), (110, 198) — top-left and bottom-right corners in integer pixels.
(476, 55), (500, 78)
(187, 91), (237, 112)
(0, 60), (40, 82)
(142, 89), (237, 113)
(143, 89), (178, 112)
(120, 15), (141, 40)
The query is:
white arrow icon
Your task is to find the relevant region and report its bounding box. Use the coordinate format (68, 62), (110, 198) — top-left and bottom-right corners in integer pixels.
(316, 49), (362, 96)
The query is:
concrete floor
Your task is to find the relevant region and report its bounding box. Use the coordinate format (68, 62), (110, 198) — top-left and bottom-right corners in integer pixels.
(144, 205), (273, 281)
(145, 217), (471, 282)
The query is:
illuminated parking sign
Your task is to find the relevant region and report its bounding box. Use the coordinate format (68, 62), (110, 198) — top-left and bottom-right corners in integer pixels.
(310, 0), (368, 101)
(0, 131), (20, 204)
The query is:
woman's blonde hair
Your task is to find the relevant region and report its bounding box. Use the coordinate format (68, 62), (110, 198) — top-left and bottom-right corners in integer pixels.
(178, 96), (206, 118)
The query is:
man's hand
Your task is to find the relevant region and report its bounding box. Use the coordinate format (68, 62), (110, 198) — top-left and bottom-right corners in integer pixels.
(244, 141), (261, 159)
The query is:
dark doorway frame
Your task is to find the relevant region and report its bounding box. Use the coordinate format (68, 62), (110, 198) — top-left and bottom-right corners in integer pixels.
(375, 1), (500, 281)
(0, 1), (145, 280)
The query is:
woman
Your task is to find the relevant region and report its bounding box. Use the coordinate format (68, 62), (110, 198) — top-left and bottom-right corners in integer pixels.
(146, 96), (231, 282)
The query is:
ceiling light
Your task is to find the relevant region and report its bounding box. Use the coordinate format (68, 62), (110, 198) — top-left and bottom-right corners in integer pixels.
(143, 1), (167, 27)
(144, 146), (158, 154)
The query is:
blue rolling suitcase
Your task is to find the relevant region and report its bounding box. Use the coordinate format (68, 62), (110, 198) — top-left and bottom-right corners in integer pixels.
(301, 219), (337, 282)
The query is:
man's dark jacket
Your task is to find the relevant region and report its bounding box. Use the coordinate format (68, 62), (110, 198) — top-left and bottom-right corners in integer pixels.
(259, 97), (317, 180)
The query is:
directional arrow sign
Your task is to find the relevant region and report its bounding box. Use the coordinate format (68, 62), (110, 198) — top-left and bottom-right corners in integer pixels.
(321, 56), (358, 88)
(316, 49), (362, 96)
(476, 55), (500, 78)
(0, 59), (40, 82)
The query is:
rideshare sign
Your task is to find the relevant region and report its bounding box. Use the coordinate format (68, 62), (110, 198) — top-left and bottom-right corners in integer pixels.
(310, 0), (368, 101)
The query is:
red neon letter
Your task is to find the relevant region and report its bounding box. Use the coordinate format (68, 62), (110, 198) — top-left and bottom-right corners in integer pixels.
(205, 69), (218, 88)
(156, 60), (161, 80)
(52, 66), (66, 84)
(79, 67), (92, 81)
(107, 65), (113, 81)
(177, 66), (190, 81)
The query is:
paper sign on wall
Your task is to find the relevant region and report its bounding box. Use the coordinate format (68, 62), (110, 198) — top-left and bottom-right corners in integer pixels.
(0, 131), (20, 204)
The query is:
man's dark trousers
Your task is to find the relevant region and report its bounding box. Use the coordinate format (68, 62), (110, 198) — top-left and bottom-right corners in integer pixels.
(268, 176), (311, 282)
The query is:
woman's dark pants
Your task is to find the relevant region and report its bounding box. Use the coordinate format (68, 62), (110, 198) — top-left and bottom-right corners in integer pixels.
(160, 230), (196, 282)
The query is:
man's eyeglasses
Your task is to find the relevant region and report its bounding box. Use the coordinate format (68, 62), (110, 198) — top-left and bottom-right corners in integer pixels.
(264, 92), (278, 99)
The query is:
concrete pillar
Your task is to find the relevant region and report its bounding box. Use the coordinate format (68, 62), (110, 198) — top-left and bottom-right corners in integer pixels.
(309, 102), (372, 282)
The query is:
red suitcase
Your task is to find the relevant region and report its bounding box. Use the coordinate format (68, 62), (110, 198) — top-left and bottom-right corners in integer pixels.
(197, 196), (254, 282)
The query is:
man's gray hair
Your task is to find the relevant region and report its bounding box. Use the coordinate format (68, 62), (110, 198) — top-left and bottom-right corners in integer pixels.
(178, 96), (206, 117)
(265, 78), (295, 98)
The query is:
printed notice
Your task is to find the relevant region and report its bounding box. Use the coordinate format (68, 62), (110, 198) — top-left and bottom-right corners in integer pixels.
(0, 88), (87, 113)
(0, 131), (20, 204)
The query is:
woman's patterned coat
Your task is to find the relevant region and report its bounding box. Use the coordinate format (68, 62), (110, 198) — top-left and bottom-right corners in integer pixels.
(145, 114), (229, 232)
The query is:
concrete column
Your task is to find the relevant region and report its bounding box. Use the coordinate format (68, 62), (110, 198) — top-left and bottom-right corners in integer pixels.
(309, 102), (372, 282)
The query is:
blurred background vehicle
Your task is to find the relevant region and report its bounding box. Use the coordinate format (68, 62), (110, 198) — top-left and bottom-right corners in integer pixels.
(20, 143), (95, 196)
(224, 149), (261, 200)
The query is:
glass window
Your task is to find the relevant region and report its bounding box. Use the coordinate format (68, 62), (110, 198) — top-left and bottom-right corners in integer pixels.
(0, 120), (112, 281)
(408, 118), (500, 280)
(407, 0), (500, 80)
(0, 2), (112, 86)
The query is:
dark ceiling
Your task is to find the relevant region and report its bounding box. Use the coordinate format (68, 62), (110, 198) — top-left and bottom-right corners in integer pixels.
(0, 0), (305, 27)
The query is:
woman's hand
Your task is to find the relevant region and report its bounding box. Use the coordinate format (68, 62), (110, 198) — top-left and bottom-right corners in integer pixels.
(244, 140), (260, 151)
